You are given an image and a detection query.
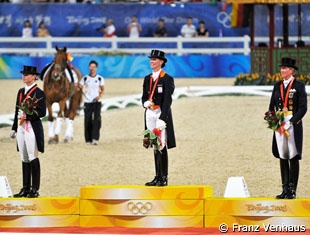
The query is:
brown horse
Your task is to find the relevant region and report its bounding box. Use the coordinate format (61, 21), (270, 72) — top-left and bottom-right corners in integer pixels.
(43, 46), (82, 144)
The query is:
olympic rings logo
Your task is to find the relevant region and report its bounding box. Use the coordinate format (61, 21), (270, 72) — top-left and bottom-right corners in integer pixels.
(127, 202), (153, 215)
(217, 11), (231, 28)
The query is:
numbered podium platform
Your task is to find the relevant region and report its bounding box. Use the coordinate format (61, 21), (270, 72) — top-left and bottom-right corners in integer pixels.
(79, 185), (213, 228)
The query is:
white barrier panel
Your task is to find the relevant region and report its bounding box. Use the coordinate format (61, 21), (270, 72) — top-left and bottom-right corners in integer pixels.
(224, 176), (250, 198)
(0, 176), (13, 198)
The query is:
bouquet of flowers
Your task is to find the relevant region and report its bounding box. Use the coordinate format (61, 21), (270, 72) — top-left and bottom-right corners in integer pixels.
(143, 128), (162, 150)
(264, 110), (289, 136)
(17, 94), (42, 125)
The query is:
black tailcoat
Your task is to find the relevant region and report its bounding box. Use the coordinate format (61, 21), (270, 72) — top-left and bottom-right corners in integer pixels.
(12, 85), (46, 153)
(142, 71), (176, 149)
(268, 79), (307, 159)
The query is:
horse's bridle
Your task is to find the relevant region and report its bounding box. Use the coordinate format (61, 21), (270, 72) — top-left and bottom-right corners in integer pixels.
(52, 63), (65, 81)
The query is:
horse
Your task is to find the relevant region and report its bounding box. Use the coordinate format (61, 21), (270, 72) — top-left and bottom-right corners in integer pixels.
(43, 45), (82, 144)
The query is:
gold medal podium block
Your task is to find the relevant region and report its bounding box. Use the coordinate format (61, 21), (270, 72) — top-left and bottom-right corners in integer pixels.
(204, 198), (310, 229)
(0, 197), (79, 227)
(80, 185), (212, 228)
(80, 215), (204, 228)
(80, 185), (213, 200)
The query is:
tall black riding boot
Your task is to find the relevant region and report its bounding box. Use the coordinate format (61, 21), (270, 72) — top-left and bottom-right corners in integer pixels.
(276, 159), (289, 199)
(14, 162), (31, 198)
(287, 158), (299, 199)
(27, 158), (41, 198)
(145, 150), (161, 186)
(157, 147), (168, 187)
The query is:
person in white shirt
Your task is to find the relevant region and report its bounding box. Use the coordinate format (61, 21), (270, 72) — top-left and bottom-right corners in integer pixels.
(104, 19), (116, 37)
(127, 15), (142, 38)
(181, 17), (196, 38)
(22, 20), (33, 38)
(78, 60), (104, 145)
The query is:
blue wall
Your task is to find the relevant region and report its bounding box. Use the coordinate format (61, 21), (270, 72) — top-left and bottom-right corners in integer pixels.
(0, 55), (250, 79)
(0, 3), (248, 37)
(1, 3), (309, 38)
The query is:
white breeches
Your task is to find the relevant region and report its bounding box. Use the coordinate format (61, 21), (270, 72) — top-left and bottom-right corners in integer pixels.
(145, 108), (166, 150)
(275, 114), (298, 159)
(17, 121), (38, 162)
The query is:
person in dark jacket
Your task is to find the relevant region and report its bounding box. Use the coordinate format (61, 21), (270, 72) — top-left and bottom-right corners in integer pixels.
(142, 49), (176, 187)
(10, 65), (46, 198)
(268, 57), (307, 199)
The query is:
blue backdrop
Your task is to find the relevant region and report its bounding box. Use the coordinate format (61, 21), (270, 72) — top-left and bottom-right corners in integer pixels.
(0, 55), (250, 79)
(0, 3), (247, 37)
(0, 3), (309, 38)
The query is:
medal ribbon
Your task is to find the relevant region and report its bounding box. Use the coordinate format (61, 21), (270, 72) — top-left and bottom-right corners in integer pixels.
(280, 78), (294, 109)
(148, 70), (165, 101)
(18, 85), (38, 125)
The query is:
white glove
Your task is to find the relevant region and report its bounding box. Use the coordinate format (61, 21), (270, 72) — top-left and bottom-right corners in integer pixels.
(283, 122), (291, 130)
(10, 130), (16, 139)
(18, 109), (24, 119)
(156, 119), (166, 130)
(143, 100), (152, 108)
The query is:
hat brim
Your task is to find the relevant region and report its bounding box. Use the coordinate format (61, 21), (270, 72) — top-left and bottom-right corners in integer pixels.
(279, 64), (298, 70)
(20, 71), (40, 75)
(148, 56), (167, 63)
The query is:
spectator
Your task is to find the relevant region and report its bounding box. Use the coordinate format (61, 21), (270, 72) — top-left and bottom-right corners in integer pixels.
(36, 21), (50, 37)
(154, 18), (167, 37)
(127, 15), (142, 38)
(181, 17), (196, 38)
(22, 20), (33, 38)
(196, 20), (209, 37)
(104, 19), (116, 37)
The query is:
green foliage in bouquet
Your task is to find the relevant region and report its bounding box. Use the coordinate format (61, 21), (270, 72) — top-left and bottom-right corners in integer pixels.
(264, 110), (284, 131)
(143, 129), (161, 150)
(17, 95), (42, 116)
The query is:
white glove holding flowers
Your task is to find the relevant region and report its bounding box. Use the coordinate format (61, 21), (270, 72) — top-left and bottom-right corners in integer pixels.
(156, 119), (166, 130)
(10, 130), (16, 139)
(143, 100), (152, 108)
(18, 109), (24, 119)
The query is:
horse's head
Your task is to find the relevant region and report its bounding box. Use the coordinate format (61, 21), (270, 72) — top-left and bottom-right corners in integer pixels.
(52, 46), (68, 81)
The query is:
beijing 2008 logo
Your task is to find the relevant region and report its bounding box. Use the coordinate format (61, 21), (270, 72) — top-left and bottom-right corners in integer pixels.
(217, 11), (232, 28)
(127, 202), (153, 215)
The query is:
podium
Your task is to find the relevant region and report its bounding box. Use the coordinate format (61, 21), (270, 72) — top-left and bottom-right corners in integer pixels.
(80, 185), (213, 228)
(0, 197), (79, 227)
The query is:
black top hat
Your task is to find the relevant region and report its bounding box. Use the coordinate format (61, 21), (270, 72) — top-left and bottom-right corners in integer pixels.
(279, 57), (298, 70)
(20, 65), (40, 75)
(148, 50), (168, 63)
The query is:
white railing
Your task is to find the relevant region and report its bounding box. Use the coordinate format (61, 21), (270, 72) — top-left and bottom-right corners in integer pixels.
(0, 36), (251, 56)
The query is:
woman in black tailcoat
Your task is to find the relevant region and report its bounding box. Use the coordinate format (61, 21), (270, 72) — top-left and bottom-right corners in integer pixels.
(268, 58), (307, 199)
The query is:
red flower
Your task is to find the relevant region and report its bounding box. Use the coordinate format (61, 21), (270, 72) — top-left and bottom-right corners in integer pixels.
(153, 128), (162, 137)
(17, 94), (42, 125)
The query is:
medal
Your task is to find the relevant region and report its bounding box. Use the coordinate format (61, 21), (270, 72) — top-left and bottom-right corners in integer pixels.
(280, 78), (295, 113)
